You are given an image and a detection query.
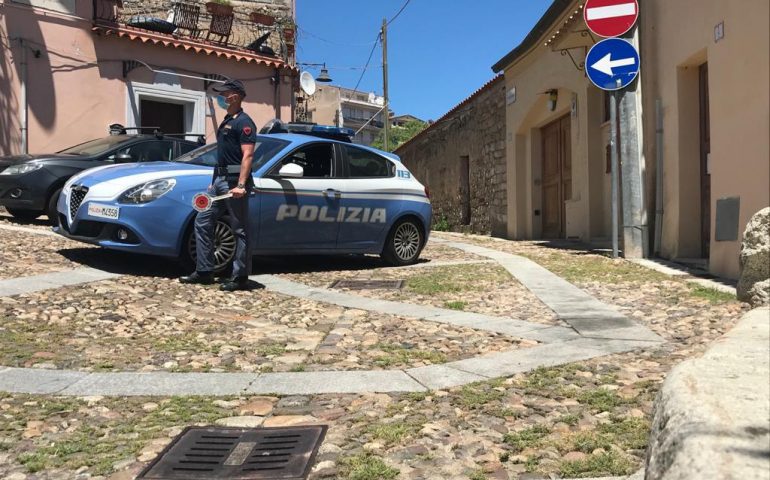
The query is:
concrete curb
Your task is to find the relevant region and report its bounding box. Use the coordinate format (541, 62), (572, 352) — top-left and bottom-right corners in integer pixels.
(645, 306), (770, 479)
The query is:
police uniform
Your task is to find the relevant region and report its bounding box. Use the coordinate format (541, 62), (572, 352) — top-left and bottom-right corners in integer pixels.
(193, 99), (257, 280)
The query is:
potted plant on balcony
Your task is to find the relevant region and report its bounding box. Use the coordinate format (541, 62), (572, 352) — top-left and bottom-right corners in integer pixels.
(206, 0), (233, 17)
(250, 7), (275, 26)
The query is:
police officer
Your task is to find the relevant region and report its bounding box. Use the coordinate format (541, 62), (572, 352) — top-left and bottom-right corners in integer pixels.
(180, 79), (257, 291)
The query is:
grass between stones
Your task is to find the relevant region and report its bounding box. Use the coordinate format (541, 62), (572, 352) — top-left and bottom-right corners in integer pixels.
(372, 342), (447, 368)
(515, 250), (671, 284)
(1, 394), (235, 476)
(339, 452), (399, 480)
(404, 264), (512, 295)
(688, 285), (737, 304)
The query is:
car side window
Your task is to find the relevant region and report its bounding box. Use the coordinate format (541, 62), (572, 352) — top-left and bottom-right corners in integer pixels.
(178, 142), (199, 156)
(343, 145), (394, 178)
(116, 141), (174, 162)
(272, 143), (334, 178)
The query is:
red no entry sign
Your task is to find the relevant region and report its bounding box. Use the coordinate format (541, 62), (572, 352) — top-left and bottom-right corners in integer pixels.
(584, 0), (639, 38)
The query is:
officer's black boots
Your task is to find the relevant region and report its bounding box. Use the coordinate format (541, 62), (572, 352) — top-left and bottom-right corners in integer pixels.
(220, 277), (248, 292)
(179, 271), (214, 285)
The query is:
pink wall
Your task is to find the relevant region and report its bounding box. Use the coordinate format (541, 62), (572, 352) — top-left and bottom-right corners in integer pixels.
(1, 1), (294, 155)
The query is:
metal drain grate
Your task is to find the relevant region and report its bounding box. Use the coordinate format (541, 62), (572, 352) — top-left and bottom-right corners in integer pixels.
(330, 279), (404, 289)
(136, 425), (327, 479)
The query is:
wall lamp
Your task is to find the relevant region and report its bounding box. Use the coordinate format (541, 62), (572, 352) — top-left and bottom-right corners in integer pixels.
(546, 89), (558, 111)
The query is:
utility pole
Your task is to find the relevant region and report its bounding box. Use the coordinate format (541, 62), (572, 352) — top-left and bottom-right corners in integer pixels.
(381, 18), (389, 151)
(610, 90), (619, 259)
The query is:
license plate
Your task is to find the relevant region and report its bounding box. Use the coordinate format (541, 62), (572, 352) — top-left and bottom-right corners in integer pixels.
(87, 203), (119, 219)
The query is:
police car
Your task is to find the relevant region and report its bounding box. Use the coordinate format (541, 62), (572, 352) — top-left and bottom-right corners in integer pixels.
(54, 122), (432, 270)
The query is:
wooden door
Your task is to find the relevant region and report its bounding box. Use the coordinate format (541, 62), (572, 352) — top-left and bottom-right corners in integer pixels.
(541, 115), (572, 238)
(699, 63), (711, 257)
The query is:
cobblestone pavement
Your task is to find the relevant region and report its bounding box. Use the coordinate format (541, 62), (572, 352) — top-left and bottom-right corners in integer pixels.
(0, 230), (92, 280)
(0, 225), (748, 479)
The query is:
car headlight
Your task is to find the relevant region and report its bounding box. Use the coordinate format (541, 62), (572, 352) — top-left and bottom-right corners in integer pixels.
(0, 163), (44, 175)
(118, 178), (176, 204)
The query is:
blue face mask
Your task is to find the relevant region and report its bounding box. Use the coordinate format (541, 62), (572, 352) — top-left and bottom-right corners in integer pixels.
(216, 95), (229, 110)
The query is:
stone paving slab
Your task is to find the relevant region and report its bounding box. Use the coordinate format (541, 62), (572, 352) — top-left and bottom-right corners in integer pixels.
(246, 370), (426, 394)
(253, 273), (568, 342)
(0, 267), (121, 297)
(58, 372), (257, 396)
(406, 363), (491, 389)
(0, 367), (89, 394)
(442, 242), (633, 324)
(436, 339), (612, 379)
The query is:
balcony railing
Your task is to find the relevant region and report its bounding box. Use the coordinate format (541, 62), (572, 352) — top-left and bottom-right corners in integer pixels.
(93, 0), (295, 63)
(344, 116), (384, 128)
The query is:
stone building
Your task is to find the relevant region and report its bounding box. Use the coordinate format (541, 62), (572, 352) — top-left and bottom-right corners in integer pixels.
(306, 85), (385, 146)
(395, 76), (507, 236)
(404, 0), (768, 281)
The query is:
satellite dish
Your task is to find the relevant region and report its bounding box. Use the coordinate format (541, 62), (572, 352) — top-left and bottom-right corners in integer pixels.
(300, 71), (316, 96)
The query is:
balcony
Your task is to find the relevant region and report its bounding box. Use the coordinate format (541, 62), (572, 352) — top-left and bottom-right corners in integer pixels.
(344, 116), (384, 129)
(92, 0), (295, 64)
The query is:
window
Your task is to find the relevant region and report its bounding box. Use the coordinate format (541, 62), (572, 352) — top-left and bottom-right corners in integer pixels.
(59, 136), (134, 156)
(344, 145), (394, 178)
(172, 138), (289, 169)
(178, 142), (199, 156)
(274, 143), (334, 178)
(115, 141), (174, 162)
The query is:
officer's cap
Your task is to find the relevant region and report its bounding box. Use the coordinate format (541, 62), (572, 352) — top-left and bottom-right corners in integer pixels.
(213, 79), (246, 98)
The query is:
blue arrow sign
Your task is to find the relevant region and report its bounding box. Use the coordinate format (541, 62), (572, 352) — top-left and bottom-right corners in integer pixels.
(586, 38), (640, 91)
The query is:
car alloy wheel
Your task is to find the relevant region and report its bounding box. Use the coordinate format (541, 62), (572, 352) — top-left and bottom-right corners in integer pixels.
(393, 221), (421, 261)
(187, 218), (236, 272)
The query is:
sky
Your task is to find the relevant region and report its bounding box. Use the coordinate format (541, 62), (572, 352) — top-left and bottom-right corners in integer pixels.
(296, 0), (552, 122)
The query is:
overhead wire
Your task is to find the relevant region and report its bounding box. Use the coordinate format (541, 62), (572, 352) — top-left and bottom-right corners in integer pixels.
(350, 33), (381, 94)
(386, 0), (412, 27)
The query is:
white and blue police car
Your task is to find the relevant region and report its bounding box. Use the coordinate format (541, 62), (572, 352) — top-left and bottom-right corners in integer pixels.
(54, 122), (432, 271)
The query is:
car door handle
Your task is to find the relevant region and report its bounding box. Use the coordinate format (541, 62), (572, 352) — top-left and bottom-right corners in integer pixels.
(323, 189), (341, 199)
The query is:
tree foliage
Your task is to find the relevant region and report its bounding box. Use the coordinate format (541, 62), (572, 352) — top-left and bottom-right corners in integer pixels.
(371, 120), (427, 152)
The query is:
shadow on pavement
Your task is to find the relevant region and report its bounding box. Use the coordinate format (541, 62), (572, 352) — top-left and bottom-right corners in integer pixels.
(0, 211), (52, 227)
(57, 248), (186, 278)
(56, 249), (430, 278)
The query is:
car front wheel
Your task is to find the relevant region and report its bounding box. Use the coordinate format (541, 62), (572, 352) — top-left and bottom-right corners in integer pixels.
(182, 215), (236, 274)
(46, 188), (62, 225)
(381, 217), (424, 266)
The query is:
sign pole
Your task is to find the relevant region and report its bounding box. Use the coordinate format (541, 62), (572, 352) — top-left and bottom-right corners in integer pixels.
(610, 89), (619, 258)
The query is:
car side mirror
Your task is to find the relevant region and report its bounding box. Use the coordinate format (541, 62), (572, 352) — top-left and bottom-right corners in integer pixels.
(114, 153), (133, 163)
(278, 163), (303, 177)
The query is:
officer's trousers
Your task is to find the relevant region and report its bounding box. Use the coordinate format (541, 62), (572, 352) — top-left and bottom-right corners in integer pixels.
(194, 176), (251, 278)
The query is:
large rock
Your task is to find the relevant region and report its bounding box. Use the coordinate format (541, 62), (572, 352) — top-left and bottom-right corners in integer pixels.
(737, 207), (770, 306)
(644, 307), (770, 479)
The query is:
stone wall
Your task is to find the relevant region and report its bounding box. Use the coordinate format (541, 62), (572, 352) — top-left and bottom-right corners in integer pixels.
(396, 76), (507, 236)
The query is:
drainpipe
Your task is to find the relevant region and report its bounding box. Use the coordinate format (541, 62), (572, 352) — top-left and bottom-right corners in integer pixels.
(654, 99), (664, 256)
(273, 68), (281, 120)
(19, 38), (28, 154)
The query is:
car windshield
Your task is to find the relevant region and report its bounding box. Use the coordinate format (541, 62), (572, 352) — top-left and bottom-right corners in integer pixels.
(58, 136), (135, 156)
(172, 137), (290, 169)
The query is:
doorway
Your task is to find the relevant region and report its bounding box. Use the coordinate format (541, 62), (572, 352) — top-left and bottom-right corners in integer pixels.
(541, 115), (572, 238)
(699, 63), (711, 257)
(140, 99), (185, 135)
